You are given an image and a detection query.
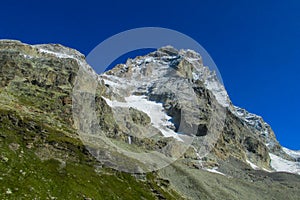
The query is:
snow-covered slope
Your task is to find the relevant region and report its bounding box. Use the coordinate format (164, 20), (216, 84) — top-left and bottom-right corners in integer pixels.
(283, 147), (300, 159)
(269, 147), (300, 175)
(269, 153), (300, 175)
(103, 95), (182, 141)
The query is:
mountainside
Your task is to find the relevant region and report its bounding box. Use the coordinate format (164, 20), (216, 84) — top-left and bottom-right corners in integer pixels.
(0, 40), (299, 199)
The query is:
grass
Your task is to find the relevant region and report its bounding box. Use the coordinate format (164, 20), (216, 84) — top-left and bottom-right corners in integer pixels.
(0, 107), (181, 199)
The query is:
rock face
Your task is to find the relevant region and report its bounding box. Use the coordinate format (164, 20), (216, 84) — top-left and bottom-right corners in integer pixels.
(0, 40), (299, 199)
(100, 45), (299, 174)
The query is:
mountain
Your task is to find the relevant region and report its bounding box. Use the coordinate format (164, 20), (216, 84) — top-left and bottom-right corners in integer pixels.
(0, 40), (299, 199)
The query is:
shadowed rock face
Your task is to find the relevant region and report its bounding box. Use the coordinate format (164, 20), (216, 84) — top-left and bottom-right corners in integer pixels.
(0, 40), (299, 200)
(196, 124), (208, 136)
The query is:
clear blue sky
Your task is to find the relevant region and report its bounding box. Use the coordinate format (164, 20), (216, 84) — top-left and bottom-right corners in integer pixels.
(1, 0), (299, 150)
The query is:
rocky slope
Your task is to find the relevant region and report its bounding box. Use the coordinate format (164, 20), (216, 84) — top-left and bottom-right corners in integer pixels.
(0, 40), (299, 199)
(99, 45), (299, 174)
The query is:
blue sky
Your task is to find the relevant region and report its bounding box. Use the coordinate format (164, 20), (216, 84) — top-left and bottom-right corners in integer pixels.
(1, 0), (299, 149)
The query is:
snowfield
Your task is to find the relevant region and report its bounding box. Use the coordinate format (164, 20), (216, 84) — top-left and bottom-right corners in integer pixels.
(103, 95), (182, 141)
(269, 153), (300, 175)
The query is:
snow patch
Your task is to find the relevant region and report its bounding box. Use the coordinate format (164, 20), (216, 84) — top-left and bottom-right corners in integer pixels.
(103, 95), (182, 141)
(245, 159), (271, 172)
(246, 160), (260, 170)
(269, 153), (300, 175)
(19, 53), (34, 59)
(35, 46), (97, 77)
(282, 147), (300, 159)
(204, 167), (226, 176)
(128, 136), (132, 145)
(205, 80), (229, 107)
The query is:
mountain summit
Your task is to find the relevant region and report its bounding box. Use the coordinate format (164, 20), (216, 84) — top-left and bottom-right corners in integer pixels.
(96, 45), (299, 174)
(0, 40), (299, 199)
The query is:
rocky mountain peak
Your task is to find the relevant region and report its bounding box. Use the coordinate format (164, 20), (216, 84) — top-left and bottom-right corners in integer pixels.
(99, 45), (300, 175)
(104, 46), (230, 107)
